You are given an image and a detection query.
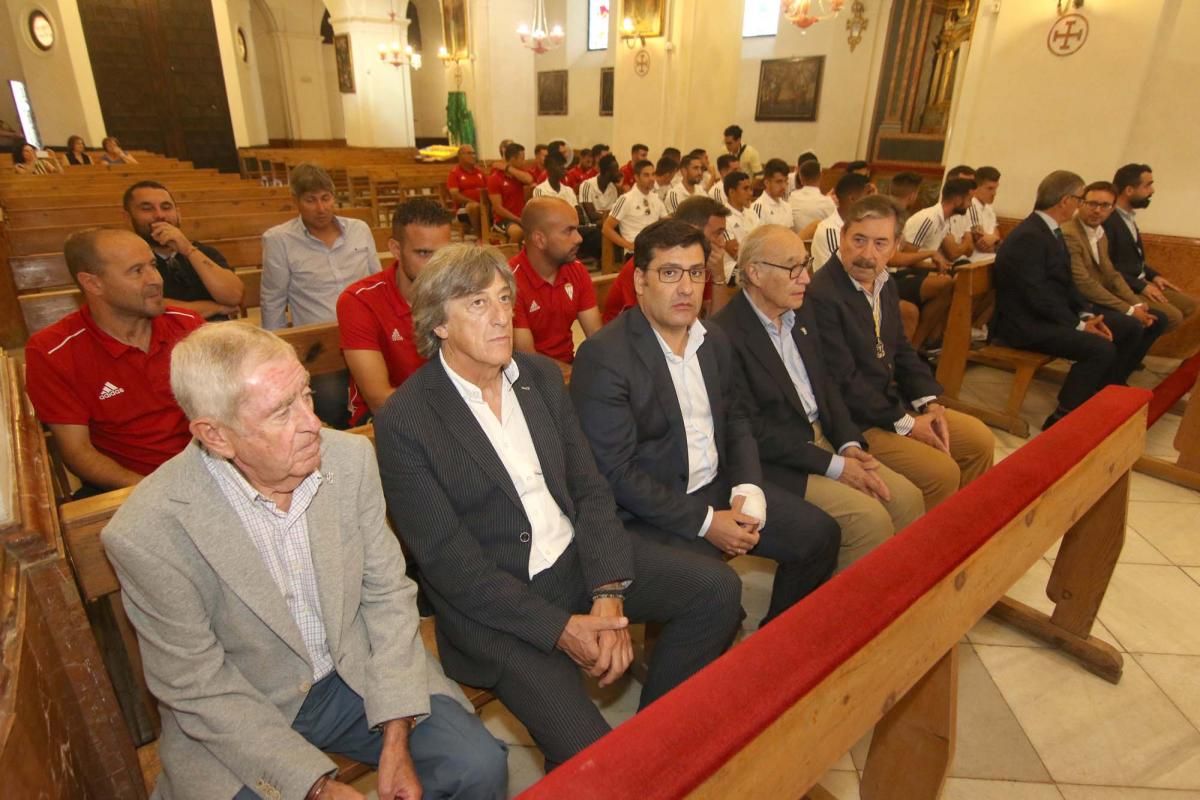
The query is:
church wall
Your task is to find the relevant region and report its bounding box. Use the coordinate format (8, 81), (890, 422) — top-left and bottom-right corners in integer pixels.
(250, 0), (290, 141)
(219, 0), (270, 146)
(531, 0), (615, 153)
(0, 9), (25, 134)
(409, 0), (448, 140)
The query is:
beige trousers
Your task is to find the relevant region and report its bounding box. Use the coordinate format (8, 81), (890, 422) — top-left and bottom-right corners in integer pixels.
(1142, 286), (1197, 331)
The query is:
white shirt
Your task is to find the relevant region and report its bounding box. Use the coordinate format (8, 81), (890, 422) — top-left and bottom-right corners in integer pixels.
(948, 197), (999, 261)
(708, 181), (728, 206)
(903, 204), (950, 252)
(609, 187), (667, 243)
(532, 180), (579, 207)
(579, 176), (619, 213)
(664, 182), (702, 214)
(441, 353), (574, 578)
(751, 192), (792, 228)
(1084, 220), (1105, 264)
(724, 203), (759, 272)
(654, 181), (673, 202)
(811, 210), (844, 271)
(788, 186), (836, 234)
(650, 321), (766, 536)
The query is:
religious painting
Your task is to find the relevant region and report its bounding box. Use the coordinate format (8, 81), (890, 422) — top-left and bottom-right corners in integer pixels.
(755, 56), (825, 122)
(333, 34), (355, 94)
(441, 0), (471, 61)
(538, 70), (568, 116)
(599, 68), (614, 116)
(621, 0), (665, 38)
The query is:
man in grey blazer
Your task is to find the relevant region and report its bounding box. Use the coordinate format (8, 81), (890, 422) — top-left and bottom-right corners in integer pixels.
(102, 322), (506, 800)
(374, 244), (742, 772)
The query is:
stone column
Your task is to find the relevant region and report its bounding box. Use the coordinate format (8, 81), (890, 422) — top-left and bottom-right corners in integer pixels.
(327, 0), (416, 147)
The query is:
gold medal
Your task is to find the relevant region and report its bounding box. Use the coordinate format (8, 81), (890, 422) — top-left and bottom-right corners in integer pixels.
(875, 339), (885, 359)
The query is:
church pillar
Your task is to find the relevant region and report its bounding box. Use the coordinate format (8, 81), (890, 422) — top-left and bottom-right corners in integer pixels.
(327, 0), (416, 147)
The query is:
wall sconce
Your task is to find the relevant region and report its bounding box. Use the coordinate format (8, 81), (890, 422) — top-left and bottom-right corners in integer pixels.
(437, 45), (469, 66)
(621, 16), (645, 49)
(1057, 0), (1083, 15)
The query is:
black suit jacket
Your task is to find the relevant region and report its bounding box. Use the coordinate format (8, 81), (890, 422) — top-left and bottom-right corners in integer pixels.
(992, 213), (1090, 346)
(711, 291), (863, 493)
(1102, 210), (1157, 293)
(570, 305), (762, 538)
(806, 255), (942, 430)
(374, 352), (633, 686)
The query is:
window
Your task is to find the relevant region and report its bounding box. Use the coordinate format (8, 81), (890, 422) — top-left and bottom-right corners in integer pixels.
(743, 0), (780, 38)
(588, 0), (609, 51)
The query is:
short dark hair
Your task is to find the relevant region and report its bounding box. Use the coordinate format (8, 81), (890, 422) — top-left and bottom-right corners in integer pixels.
(796, 151), (818, 166)
(799, 159), (822, 181)
(834, 172), (871, 204)
(122, 180), (173, 212)
(655, 157), (678, 176)
(64, 228), (114, 282)
(634, 218), (710, 271)
(392, 197), (452, 237)
(975, 166), (1001, 183)
(545, 152), (567, 171)
(846, 160), (870, 173)
(533, 143), (548, 155)
(673, 195), (729, 229)
(763, 158), (790, 179)
(504, 142), (525, 160)
(633, 158), (653, 174)
(716, 153), (737, 172)
(1083, 180), (1117, 199)
(688, 148), (706, 157)
(945, 164), (975, 180)
(598, 154), (619, 173)
(723, 170), (750, 194)
(890, 172), (922, 194)
(11, 140), (32, 162)
(1113, 163), (1151, 194)
(590, 144), (608, 158)
(679, 154), (699, 170)
(632, 143), (648, 155)
(724, 124), (743, 140)
(289, 163), (335, 197)
(941, 177), (976, 202)
(662, 147), (682, 160)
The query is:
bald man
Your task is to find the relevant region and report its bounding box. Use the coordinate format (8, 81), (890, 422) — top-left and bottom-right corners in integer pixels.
(510, 197), (603, 363)
(24, 228), (203, 495)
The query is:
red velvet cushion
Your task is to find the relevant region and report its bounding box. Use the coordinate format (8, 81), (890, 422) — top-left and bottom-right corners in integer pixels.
(520, 386), (1150, 800)
(1147, 352), (1200, 428)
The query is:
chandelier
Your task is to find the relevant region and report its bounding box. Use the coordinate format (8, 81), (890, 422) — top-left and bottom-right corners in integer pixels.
(782, 0), (845, 32)
(378, 2), (421, 69)
(517, 0), (564, 54)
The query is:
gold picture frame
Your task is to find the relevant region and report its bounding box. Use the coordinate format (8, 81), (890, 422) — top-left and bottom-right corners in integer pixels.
(334, 34), (355, 94)
(441, 0), (471, 61)
(755, 56), (824, 122)
(620, 0), (665, 38)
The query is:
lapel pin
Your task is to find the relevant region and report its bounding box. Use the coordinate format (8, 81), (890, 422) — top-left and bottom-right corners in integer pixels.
(520, 385), (531, 391)
(800, 326), (808, 335)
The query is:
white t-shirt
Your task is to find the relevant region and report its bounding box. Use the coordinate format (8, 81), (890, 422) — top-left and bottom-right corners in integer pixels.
(751, 192), (792, 229)
(665, 182), (702, 214)
(609, 187), (667, 243)
(788, 186), (836, 234)
(948, 196), (999, 261)
(724, 204), (759, 272)
(532, 180), (578, 207)
(708, 181), (728, 207)
(579, 176), (619, 213)
(811, 210), (844, 271)
(903, 204), (950, 251)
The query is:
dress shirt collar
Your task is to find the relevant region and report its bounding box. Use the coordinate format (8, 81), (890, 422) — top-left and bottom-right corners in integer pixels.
(292, 214), (345, 244)
(796, 185), (822, 197)
(650, 319), (706, 362)
(1116, 206), (1137, 224)
(1034, 210), (1061, 234)
(440, 350), (520, 404)
(1083, 220), (1105, 245)
(745, 291), (795, 336)
(200, 444), (322, 513)
(847, 265), (890, 300)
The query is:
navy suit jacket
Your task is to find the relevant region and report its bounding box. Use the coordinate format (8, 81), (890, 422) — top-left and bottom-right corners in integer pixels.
(570, 305), (762, 538)
(1102, 210), (1158, 293)
(992, 213), (1091, 347)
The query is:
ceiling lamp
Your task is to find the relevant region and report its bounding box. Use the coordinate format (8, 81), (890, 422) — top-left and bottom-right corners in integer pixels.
(517, 0), (564, 54)
(782, 0), (845, 32)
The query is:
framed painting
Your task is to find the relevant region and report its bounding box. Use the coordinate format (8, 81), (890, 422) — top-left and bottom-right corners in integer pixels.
(621, 0), (664, 38)
(538, 70), (568, 116)
(599, 67), (614, 116)
(441, 0), (470, 60)
(755, 56), (825, 122)
(334, 33), (355, 94)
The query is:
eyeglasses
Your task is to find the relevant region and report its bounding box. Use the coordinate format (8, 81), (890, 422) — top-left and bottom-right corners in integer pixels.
(648, 266), (712, 284)
(1068, 194), (1085, 202)
(756, 257), (814, 279)
(1082, 200), (1114, 211)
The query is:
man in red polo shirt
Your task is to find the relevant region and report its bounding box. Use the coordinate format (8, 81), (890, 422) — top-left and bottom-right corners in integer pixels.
(510, 197), (602, 364)
(620, 143), (649, 192)
(337, 198), (452, 426)
(446, 144), (486, 239)
(487, 141), (534, 244)
(564, 147), (596, 191)
(25, 228), (203, 495)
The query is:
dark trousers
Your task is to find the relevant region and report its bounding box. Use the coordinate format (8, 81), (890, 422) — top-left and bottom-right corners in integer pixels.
(488, 536), (742, 771)
(312, 369), (352, 430)
(234, 673), (507, 799)
(627, 478), (839, 626)
(1097, 306), (1166, 384)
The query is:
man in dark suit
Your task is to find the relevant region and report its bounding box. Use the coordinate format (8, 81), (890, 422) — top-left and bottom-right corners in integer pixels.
(807, 195), (994, 510)
(713, 224), (924, 572)
(992, 170), (1144, 429)
(1103, 163), (1195, 330)
(570, 218), (839, 628)
(374, 244), (742, 771)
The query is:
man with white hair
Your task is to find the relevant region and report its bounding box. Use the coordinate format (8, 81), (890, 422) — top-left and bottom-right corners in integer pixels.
(102, 322), (507, 800)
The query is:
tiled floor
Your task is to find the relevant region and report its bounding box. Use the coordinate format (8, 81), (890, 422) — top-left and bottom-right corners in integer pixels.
(359, 359), (1200, 799)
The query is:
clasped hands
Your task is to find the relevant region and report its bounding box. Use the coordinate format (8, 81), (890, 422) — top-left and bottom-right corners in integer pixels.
(909, 402), (951, 454)
(556, 596), (633, 688)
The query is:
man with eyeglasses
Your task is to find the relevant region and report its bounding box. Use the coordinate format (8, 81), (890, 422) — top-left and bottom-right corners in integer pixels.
(992, 171), (1144, 430)
(572, 219), (839, 629)
(713, 225), (924, 571)
(808, 195), (993, 510)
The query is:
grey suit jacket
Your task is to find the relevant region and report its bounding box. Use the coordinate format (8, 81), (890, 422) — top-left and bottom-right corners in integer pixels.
(103, 430), (463, 800)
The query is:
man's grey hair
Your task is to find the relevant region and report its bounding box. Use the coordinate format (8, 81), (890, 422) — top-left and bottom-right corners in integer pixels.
(735, 224), (798, 288)
(1034, 170), (1085, 211)
(170, 322), (296, 427)
(289, 162), (336, 197)
(843, 194), (904, 238)
(411, 244), (517, 359)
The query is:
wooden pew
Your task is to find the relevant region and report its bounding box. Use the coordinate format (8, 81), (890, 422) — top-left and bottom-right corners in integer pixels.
(934, 259), (1054, 437)
(3, 185), (292, 211)
(1133, 351), (1200, 491)
(6, 197), (300, 228)
(521, 386), (1148, 799)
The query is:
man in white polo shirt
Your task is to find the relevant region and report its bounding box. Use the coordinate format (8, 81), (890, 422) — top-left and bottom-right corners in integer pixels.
(899, 177), (975, 348)
(811, 173), (870, 271)
(788, 158), (835, 238)
(665, 153), (705, 214)
(708, 154), (739, 206)
(752, 159), (793, 229)
(580, 154), (622, 224)
(602, 158), (666, 255)
(722, 170), (758, 284)
(948, 165), (1002, 258)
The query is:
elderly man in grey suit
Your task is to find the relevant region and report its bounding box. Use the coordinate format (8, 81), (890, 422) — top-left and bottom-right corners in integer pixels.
(102, 322), (506, 800)
(373, 244), (742, 772)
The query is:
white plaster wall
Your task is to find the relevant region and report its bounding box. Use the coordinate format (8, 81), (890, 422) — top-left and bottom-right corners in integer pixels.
(250, 0), (290, 141)
(409, 0), (448, 140)
(264, 0), (336, 141)
(0, 8), (26, 133)
(532, 0), (615, 150)
(463, 0), (536, 160)
(322, 44), (346, 140)
(218, 0), (270, 145)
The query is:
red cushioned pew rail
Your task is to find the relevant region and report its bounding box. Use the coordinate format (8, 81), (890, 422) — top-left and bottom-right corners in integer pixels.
(520, 386), (1150, 800)
(1147, 351), (1200, 427)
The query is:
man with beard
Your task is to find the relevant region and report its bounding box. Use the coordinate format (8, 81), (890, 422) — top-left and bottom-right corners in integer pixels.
(122, 181), (244, 320)
(511, 197), (602, 364)
(564, 146), (597, 191)
(1104, 163), (1196, 330)
(579, 154), (622, 224)
(897, 177), (974, 348)
(664, 153), (705, 214)
(337, 198), (452, 426)
(24, 228), (203, 493)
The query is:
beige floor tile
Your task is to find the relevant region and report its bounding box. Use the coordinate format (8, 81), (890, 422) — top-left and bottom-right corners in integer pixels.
(505, 744), (546, 796)
(1045, 526), (1171, 566)
(1098, 565), (1200, 655)
(730, 554), (775, 632)
(815, 769), (861, 800)
(1128, 503), (1200, 567)
(1058, 787), (1200, 800)
(1129, 472), (1200, 504)
(1134, 653), (1200, 730)
(480, 701), (535, 747)
(974, 644), (1200, 789)
(941, 777), (1063, 799)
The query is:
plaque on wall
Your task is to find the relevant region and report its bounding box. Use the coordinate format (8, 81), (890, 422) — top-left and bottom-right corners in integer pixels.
(599, 68), (614, 116)
(538, 70), (568, 116)
(334, 33), (355, 94)
(754, 56), (824, 122)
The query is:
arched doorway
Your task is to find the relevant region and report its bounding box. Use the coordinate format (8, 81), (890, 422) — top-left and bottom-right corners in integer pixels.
(251, 0), (291, 143)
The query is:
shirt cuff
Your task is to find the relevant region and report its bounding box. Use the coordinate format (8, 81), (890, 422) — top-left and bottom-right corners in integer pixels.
(730, 484), (767, 528)
(1125, 305), (1136, 316)
(697, 505), (714, 538)
(911, 395), (938, 413)
(824, 455), (846, 480)
(836, 441), (863, 454)
(894, 414), (916, 435)
(1076, 320), (1087, 331)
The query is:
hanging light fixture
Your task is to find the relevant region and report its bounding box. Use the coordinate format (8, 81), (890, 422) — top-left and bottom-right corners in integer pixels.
(378, 1), (421, 69)
(782, 0), (846, 33)
(517, 0), (564, 54)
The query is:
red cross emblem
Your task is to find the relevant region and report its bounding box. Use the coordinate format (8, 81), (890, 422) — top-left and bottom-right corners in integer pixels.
(1047, 13), (1089, 56)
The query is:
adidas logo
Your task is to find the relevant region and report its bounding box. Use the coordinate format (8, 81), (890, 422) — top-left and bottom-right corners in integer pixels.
(529, 300), (541, 313)
(391, 328), (403, 341)
(98, 381), (125, 400)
